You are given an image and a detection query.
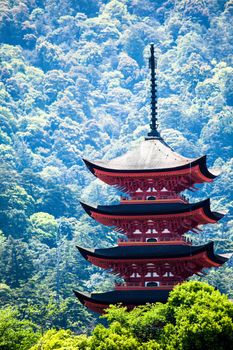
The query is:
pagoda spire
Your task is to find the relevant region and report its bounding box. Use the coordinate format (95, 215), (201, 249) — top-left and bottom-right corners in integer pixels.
(146, 43), (162, 140)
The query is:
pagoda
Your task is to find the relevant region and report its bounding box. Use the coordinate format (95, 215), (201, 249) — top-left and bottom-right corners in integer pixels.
(74, 44), (228, 314)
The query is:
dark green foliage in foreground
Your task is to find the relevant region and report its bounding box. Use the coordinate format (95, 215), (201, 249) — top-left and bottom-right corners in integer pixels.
(29, 281), (233, 350)
(0, 307), (39, 350)
(30, 330), (89, 350)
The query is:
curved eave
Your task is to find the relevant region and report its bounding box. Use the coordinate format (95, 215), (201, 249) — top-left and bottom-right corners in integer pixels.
(73, 290), (91, 306)
(205, 242), (229, 265)
(80, 201), (97, 217)
(74, 289), (170, 308)
(77, 242), (228, 266)
(201, 199), (225, 222)
(77, 245), (95, 261)
(80, 199), (224, 223)
(83, 156), (217, 180)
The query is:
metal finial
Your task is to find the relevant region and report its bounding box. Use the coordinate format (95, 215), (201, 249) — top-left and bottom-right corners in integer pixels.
(146, 44), (162, 140)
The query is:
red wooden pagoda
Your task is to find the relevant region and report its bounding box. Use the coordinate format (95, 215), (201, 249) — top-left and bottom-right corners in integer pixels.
(74, 44), (228, 314)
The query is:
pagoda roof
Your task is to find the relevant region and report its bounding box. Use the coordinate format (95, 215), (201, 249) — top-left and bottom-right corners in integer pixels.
(83, 139), (219, 178)
(80, 199), (224, 222)
(74, 289), (170, 312)
(77, 242), (227, 266)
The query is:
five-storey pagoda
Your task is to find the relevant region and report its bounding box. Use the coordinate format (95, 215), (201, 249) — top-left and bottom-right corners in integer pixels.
(74, 44), (228, 314)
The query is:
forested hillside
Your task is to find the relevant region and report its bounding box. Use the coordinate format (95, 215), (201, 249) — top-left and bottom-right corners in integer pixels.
(0, 0), (233, 335)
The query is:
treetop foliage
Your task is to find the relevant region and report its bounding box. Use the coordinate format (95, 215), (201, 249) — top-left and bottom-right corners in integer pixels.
(29, 281), (233, 350)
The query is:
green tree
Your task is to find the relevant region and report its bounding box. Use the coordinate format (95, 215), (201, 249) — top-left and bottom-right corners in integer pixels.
(0, 184), (35, 238)
(162, 281), (233, 350)
(30, 329), (89, 350)
(0, 307), (39, 350)
(93, 281), (233, 350)
(27, 212), (58, 246)
(89, 322), (143, 350)
(0, 236), (35, 287)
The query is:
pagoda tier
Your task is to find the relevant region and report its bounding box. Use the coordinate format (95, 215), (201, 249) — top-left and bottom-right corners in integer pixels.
(80, 200), (223, 241)
(77, 242), (227, 287)
(74, 289), (170, 314)
(83, 140), (220, 197)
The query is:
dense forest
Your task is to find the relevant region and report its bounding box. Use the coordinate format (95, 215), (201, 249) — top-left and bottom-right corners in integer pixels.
(0, 0), (233, 347)
(1, 281), (233, 349)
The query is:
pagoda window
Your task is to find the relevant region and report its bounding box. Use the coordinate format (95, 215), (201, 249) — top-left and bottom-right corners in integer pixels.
(163, 272), (174, 277)
(161, 187), (168, 192)
(145, 281), (160, 287)
(130, 272), (141, 277)
(145, 272), (152, 277)
(153, 272), (159, 277)
(133, 229), (141, 234)
(146, 228), (157, 234)
(162, 229), (170, 233)
(146, 272), (159, 277)
(147, 196), (156, 200)
(146, 238), (158, 242)
(136, 188), (143, 192)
